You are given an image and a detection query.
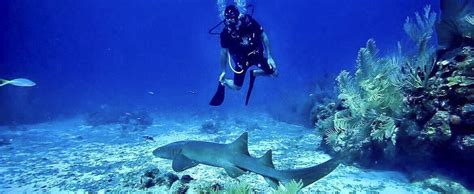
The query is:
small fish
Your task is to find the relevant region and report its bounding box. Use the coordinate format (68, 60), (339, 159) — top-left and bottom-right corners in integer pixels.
(143, 135), (155, 141)
(0, 78), (36, 87)
(188, 91), (198, 95)
(148, 91), (155, 95)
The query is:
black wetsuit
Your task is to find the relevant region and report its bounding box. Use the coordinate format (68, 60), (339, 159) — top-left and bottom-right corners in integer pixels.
(220, 15), (275, 87)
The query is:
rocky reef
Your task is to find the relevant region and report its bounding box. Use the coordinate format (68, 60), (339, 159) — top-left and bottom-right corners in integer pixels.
(311, 5), (474, 189)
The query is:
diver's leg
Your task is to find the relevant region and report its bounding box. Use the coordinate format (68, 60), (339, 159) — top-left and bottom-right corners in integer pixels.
(252, 69), (267, 76)
(222, 79), (242, 90)
(222, 67), (245, 90)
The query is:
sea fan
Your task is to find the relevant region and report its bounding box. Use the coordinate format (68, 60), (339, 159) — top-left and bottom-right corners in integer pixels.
(333, 39), (405, 151)
(370, 115), (398, 145)
(404, 5), (437, 43)
(324, 127), (340, 145)
(356, 39), (380, 83)
(333, 110), (363, 132)
(337, 71), (368, 116)
(400, 5), (437, 92)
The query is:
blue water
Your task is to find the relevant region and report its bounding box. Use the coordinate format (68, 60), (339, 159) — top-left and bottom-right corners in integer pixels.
(1, 0), (455, 193)
(0, 0), (435, 124)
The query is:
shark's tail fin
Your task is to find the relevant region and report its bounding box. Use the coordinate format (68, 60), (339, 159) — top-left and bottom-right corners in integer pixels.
(279, 157), (340, 188)
(0, 79), (9, 87)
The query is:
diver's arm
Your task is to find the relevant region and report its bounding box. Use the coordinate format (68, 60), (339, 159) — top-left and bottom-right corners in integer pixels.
(219, 48), (228, 82)
(261, 32), (277, 71)
(261, 32), (273, 59)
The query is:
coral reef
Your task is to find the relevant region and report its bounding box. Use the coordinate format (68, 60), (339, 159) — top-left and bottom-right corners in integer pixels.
(312, 5), (474, 188)
(317, 39), (405, 164)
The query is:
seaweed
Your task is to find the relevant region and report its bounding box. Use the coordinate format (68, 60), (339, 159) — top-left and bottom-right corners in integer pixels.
(223, 182), (251, 194)
(274, 180), (304, 194)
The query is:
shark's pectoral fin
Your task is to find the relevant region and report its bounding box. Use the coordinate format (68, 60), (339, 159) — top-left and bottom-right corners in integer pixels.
(264, 177), (279, 189)
(172, 155), (198, 172)
(224, 166), (246, 178)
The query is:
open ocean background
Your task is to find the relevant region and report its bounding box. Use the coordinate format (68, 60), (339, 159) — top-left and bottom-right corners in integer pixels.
(1, 0), (435, 125)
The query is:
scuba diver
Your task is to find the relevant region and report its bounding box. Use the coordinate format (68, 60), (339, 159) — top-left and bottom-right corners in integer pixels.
(210, 4), (278, 106)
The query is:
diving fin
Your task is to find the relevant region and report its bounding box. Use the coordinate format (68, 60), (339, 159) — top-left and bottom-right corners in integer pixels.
(245, 70), (256, 106)
(210, 82), (225, 106)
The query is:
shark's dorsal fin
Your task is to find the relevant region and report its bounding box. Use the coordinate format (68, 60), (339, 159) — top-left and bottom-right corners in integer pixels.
(228, 132), (250, 155)
(172, 155), (198, 172)
(257, 150), (275, 169)
(258, 150), (279, 188)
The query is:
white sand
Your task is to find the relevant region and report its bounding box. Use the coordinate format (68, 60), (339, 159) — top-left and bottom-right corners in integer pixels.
(0, 111), (442, 193)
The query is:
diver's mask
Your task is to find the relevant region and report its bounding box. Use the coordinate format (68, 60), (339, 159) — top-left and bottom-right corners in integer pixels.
(224, 5), (240, 26)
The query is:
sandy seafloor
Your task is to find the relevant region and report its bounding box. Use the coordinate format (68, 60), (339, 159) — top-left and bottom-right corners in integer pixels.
(0, 111), (440, 193)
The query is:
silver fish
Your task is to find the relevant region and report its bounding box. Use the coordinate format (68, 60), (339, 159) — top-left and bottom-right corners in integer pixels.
(0, 78), (36, 87)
